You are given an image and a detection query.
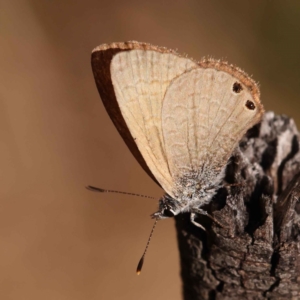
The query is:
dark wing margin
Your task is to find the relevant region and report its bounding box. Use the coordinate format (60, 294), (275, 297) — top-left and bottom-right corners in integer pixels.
(91, 42), (161, 186)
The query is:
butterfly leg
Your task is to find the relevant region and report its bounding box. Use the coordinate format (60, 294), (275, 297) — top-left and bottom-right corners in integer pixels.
(191, 208), (227, 229)
(190, 212), (206, 231)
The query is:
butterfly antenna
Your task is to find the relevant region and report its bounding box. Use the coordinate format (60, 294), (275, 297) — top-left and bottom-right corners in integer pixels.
(86, 185), (155, 199)
(136, 218), (158, 275)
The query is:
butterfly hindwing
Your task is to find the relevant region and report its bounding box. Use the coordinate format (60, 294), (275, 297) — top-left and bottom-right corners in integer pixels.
(162, 67), (263, 186)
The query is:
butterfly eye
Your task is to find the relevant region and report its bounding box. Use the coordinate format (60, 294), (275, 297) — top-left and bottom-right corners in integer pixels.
(245, 100), (256, 110)
(232, 82), (243, 93)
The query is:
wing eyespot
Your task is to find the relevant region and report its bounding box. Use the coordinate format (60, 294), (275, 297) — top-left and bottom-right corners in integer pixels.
(232, 82), (243, 93)
(245, 100), (256, 110)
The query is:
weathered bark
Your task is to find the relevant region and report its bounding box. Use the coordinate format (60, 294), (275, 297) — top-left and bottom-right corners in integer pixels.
(175, 112), (300, 300)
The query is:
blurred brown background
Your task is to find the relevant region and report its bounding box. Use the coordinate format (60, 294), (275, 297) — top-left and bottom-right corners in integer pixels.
(1, 1), (300, 299)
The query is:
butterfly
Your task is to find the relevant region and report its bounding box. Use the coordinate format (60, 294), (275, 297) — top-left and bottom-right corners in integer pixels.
(90, 41), (264, 273)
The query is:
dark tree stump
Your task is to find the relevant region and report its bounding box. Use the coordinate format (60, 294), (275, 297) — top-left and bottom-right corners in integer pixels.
(175, 112), (300, 300)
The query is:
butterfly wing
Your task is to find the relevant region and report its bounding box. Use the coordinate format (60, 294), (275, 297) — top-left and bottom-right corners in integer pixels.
(91, 42), (198, 197)
(162, 63), (264, 189)
(92, 42), (264, 198)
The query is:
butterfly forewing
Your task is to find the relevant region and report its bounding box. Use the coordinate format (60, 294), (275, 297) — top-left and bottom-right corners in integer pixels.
(110, 49), (198, 197)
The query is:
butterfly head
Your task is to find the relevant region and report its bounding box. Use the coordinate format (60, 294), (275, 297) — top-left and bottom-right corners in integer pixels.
(151, 194), (181, 220)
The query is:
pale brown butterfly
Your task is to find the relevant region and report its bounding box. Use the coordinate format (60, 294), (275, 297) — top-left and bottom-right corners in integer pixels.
(89, 41), (264, 273)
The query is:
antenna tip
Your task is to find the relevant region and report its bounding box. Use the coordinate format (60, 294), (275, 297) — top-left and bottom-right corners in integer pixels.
(86, 186), (105, 192)
(136, 256), (144, 275)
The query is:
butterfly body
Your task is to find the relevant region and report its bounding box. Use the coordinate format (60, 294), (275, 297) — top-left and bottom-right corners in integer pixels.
(91, 41), (264, 225)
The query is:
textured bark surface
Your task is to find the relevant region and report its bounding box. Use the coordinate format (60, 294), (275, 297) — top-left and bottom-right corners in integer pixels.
(175, 112), (300, 300)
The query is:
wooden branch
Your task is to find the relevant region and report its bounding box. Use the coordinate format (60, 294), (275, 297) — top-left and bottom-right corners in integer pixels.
(175, 112), (300, 299)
